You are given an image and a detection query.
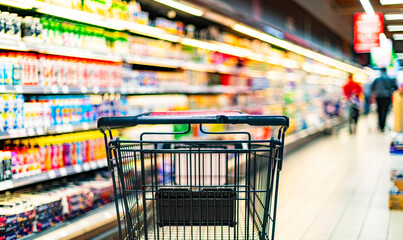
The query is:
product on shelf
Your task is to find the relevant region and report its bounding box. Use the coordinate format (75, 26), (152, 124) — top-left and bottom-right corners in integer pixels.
(0, 130), (115, 180)
(0, 174), (113, 239)
(393, 91), (403, 132)
(0, 93), (125, 133)
(32, 95), (125, 126)
(390, 133), (403, 210)
(0, 52), (122, 88)
(0, 94), (24, 132)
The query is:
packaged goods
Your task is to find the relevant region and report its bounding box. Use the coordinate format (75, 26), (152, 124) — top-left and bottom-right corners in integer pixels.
(0, 176), (113, 238)
(0, 130), (116, 180)
(393, 91), (403, 132)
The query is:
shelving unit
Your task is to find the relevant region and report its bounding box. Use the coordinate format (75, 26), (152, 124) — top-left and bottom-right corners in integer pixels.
(0, 159), (108, 192)
(0, 122), (97, 140)
(0, 84), (254, 95)
(19, 203), (117, 240)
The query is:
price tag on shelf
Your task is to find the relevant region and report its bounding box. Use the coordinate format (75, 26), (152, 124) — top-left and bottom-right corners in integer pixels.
(59, 168), (67, 176)
(74, 164), (82, 173)
(48, 170), (56, 179)
(51, 86), (59, 94)
(80, 86), (88, 93)
(65, 124), (74, 132)
(108, 87), (115, 93)
(0, 85), (6, 93)
(27, 128), (35, 136)
(93, 86), (100, 94)
(55, 125), (63, 133)
(90, 161), (97, 169)
(82, 122), (90, 130)
(0, 182), (6, 191)
(9, 129), (18, 138)
(83, 163), (90, 171)
(36, 128), (45, 135)
(3, 180), (12, 190)
(120, 87), (127, 94)
(15, 85), (23, 93)
(17, 129), (27, 137)
(129, 86), (135, 93)
(62, 86), (69, 94)
(97, 161), (104, 168)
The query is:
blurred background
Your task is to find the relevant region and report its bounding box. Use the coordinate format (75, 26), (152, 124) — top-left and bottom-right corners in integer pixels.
(0, 0), (401, 240)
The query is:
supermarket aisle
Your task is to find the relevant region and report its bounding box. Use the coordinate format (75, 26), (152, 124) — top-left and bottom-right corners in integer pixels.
(275, 114), (400, 240)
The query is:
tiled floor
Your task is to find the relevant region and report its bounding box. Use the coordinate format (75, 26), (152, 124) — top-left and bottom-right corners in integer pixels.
(275, 114), (403, 240)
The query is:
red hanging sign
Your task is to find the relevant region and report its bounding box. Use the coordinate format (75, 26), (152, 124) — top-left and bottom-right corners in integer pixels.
(354, 12), (384, 53)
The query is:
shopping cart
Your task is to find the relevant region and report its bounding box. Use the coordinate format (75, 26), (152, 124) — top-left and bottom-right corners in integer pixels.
(98, 111), (288, 240)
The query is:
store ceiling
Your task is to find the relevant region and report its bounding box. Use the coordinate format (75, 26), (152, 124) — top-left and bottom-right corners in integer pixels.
(330, 0), (403, 54)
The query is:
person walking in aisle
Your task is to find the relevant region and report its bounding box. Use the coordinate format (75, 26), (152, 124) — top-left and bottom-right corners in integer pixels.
(363, 81), (372, 115)
(343, 74), (362, 133)
(371, 68), (398, 132)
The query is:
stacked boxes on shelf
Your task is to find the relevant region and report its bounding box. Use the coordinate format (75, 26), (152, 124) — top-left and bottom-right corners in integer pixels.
(0, 130), (114, 182)
(0, 94), (126, 133)
(0, 174), (113, 239)
(390, 91), (403, 209)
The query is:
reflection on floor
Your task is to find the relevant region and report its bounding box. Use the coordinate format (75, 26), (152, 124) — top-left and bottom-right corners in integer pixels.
(276, 114), (401, 240)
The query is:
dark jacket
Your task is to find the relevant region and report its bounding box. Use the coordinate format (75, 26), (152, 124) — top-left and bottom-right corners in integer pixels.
(371, 72), (398, 98)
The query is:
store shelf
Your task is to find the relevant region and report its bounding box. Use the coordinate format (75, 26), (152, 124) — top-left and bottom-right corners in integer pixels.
(285, 118), (346, 153)
(0, 39), (122, 62)
(0, 122), (97, 140)
(0, 1), (267, 63)
(20, 203), (117, 240)
(0, 159), (108, 192)
(0, 85), (257, 95)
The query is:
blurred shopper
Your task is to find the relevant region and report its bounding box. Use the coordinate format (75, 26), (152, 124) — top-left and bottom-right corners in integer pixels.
(371, 68), (398, 132)
(363, 81), (372, 115)
(343, 74), (362, 133)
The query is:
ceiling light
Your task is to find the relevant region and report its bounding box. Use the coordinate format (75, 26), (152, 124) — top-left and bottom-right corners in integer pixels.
(381, 0), (403, 5)
(396, 53), (403, 59)
(394, 34), (403, 40)
(0, 0), (32, 9)
(153, 0), (203, 16)
(387, 25), (403, 31)
(233, 24), (366, 75)
(385, 14), (403, 20)
(360, 0), (375, 16)
(393, 34), (403, 40)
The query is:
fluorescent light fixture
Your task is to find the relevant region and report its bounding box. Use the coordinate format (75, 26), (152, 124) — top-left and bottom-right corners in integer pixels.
(379, 33), (388, 48)
(396, 53), (403, 59)
(0, 0), (32, 9)
(387, 25), (403, 31)
(385, 14), (403, 20)
(393, 34), (403, 40)
(233, 24), (366, 75)
(153, 0), (203, 16)
(181, 38), (217, 51)
(381, 0), (403, 5)
(360, 0), (375, 16)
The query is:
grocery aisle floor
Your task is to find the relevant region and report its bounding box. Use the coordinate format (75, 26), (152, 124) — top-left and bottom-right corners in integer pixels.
(276, 114), (400, 240)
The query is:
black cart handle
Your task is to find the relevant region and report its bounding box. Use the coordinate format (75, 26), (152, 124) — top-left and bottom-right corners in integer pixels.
(98, 111), (289, 130)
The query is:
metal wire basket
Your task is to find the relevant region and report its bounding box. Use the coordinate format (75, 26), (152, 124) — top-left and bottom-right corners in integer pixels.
(98, 111), (288, 240)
